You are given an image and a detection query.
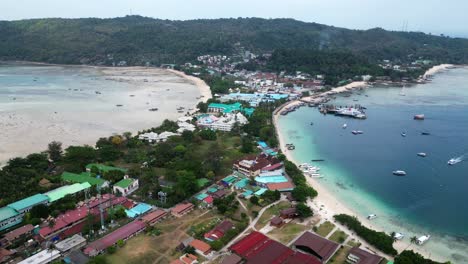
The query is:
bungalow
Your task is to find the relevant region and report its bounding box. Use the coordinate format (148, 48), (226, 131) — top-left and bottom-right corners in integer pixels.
(171, 203), (194, 217)
(113, 176), (139, 197)
(189, 239), (211, 256)
(280, 208), (298, 219)
(270, 216), (284, 228)
(204, 220), (234, 241)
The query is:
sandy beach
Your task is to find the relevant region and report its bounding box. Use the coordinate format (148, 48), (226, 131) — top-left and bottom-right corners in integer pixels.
(423, 64), (454, 79)
(0, 65), (210, 165)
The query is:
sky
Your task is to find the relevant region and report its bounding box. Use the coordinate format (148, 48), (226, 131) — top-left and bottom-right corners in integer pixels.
(1, 0), (467, 38)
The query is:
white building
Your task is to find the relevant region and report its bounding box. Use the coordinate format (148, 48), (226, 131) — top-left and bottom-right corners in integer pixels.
(177, 122), (196, 133)
(197, 113), (248, 132)
(113, 176), (139, 197)
(138, 131), (179, 143)
(18, 249), (61, 264)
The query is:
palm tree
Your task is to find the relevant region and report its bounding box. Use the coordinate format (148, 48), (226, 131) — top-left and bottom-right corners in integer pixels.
(410, 236), (418, 244)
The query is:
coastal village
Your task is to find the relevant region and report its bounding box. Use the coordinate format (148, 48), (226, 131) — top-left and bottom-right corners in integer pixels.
(0, 49), (448, 264)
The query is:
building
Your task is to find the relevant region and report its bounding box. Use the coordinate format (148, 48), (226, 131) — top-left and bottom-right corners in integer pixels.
(55, 234), (87, 253)
(0, 207), (22, 231)
(83, 220), (146, 256)
(270, 216), (284, 228)
(63, 250), (89, 264)
(233, 155), (279, 177)
(3, 224), (34, 243)
(172, 253), (198, 264)
(197, 112), (248, 132)
(8, 194), (49, 214)
(266, 182), (295, 192)
(255, 170), (289, 187)
(280, 208), (298, 219)
(0, 248), (14, 263)
(293, 231), (340, 263)
(171, 203), (194, 217)
(18, 248), (61, 264)
(85, 163), (127, 174)
(229, 231), (320, 264)
(45, 183), (91, 203)
(346, 247), (383, 264)
(189, 239), (211, 256)
(125, 203), (152, 218)
(141, 209), (168, 225)
(207, 102), (254, 116)
(113, 177), (139, 196)
(220, 254), (242, 264)
(204, 220), (234, 241)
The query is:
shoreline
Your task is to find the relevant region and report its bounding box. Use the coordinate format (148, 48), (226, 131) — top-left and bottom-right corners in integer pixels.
(0, 64), (211, 165)
(272, 73), (455, 261)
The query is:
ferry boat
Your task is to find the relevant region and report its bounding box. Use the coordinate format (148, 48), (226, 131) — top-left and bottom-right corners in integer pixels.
(416, 234), (431, 245)
(352, 130), (364, 135)
(414, 114), (425, 120)
(336, 107), (367, 119)
(392, 170), (407, 176)
(367, 214), (377, 220)
(417, 153), (427, 157)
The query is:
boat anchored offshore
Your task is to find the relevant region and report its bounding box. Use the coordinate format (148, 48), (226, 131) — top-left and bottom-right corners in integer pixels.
(343, 123), (347, 129)
(367, 214), (377, 220)
(352, 130), (364, 135)
(401, 132), (407, 137)
(393, 170), (407, 176)
(414, 114), (425, 120)
(417, 153), (427, 157)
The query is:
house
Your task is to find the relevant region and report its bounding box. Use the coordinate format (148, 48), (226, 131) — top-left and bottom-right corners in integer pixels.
(280, 208), (298, 219)
(202, 196), (214, 207)
(293, 231), (340, 263)
(220, 175), (238, 187)
(266, 181), (295, 192)
(84, 220), (146, 256)
(189, 239), (211, 255)
(204, 220), (234, 241)
(270, 216), (284, 227)
(179, 253), (198, 264)
(3, 224), (34, 243)
(141, 209), (168, 225)
(233, 154), (279, 177)
(171, 203), (194, 217)
(157, 131), (180, 142)
(113, 176), (139, 196)
(18, 249), (61, 264)
(346, 247), (383, 264)
(177, 122), (196, 133)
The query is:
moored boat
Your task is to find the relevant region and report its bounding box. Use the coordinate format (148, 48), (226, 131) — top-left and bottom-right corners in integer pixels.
(393, 170), (406, 176)
(414, 114), (425, 120)
(367, 214), (377, 220)
(417, 152), (427, 157)
(416, 234), (431, 245)
(352, 130), (364, 135)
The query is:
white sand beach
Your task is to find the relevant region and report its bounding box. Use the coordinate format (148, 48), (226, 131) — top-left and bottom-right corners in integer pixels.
(423, 64), (454, 79)
(0, 65), (210, 165)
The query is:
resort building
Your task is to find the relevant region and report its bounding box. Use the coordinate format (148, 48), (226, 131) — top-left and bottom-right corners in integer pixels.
(219, 92), (290, 107)
(207, 102), (254, 116)
(84, 220), (146, 257)
(171, 203), (194, 217)
(255, 170), (290, 188)
(233, 154), (280, 177)
(266, 181), (295, 192)
(292, 231), (340, 263)
(125, 203), (152, 218)
(229, 231), (320, 264)
(204, 220), (234, 241)
(113, 177), (139, 197)
(18, 248), (61, 264)
(196, 113), (248, 132)
(138, 131), (180, 143)
(141, 209), (168, 225)
(346, 247), (383, 264)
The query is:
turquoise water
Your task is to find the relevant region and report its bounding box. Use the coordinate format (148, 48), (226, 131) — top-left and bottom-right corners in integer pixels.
(278, 67), (468, 262)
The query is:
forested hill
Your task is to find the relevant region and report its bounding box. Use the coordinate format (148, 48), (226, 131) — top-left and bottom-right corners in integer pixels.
(1, 16), (468, 65)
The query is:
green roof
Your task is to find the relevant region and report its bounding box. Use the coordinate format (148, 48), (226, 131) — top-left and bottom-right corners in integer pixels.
(207, 187), (218, 193)
(221, 175), (237, 184)
(61, 172), (106, 186)
(114, 178), (134, 188)
(7, 194), (49, 212)
(86, 163), (127, 173)
(243, 108), (255, 117)
(196, 178), (210, 188)
(0, 206), (19, 222)
(208, 102), (242, 113)
(195, 193), (209, 201)
(45, 183), (91, 202)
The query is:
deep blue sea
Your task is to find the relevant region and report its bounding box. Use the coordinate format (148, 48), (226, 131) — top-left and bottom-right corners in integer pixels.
(278, 67), (468, 262)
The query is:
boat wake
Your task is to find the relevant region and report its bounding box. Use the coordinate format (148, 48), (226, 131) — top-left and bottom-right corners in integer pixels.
(448, 155), (464, 165)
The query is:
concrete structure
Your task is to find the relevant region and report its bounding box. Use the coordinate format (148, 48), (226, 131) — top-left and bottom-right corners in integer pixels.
(18, 249), (61, 264)
(113, 177), (139, 197)
(55, 234), (87, 253)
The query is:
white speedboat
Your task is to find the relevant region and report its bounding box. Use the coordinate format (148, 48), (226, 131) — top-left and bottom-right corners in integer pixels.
(417, 153), (427, 157)
(393, 170), (407, 176)
(342, 123), (347, 129)
(416, 234), (431, 245)
(367, 214), (377, 220)
(393, 232), (405, 240)
(448, 157), (462, 165)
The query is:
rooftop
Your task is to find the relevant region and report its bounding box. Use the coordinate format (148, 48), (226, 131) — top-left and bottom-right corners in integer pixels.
(141, 209), (167, 223)
(266, 181), (295, 191)
(86, 163), (127, 173)
(197, 178), (210, 188)
(3, 224), (34, 241)
(7, 193), (49, 212)
(55, 234), (86, 252)
(293, 231), (339, 262)
(255, 175), (288, 184)
(45, 183), (91, 202)
(172, 203), (194, 214)
(125, 203), (152, 218)
(61, 172), (106, 186)
(348, 247), (383, 264)
(189, 239), (211, 254)
(0, 207), (19, 222)
(114, 178), (135, 189)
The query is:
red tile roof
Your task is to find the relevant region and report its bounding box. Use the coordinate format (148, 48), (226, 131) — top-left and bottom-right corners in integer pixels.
(204, 220), (234, 240)
(189, 239), (211, 255)
(230, 231), (269, 257)
(293, 232), (339, 262)
(84, 220), (146, 255)
(221, 254), (242, 264)
(262, 163), (283, 171)
(203, 196), (214, 204)
(4, 224), (34, 241)
(141, 209), (167, 224)
(171, 203), (194, 215)
(267, 181), (295, 191)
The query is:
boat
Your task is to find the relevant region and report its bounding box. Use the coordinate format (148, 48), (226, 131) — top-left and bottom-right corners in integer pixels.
(414, 114), (425, 120)
(148, 108), (159, 112)
(311, 159), (325, 162)
(401, 132), (407, 137)
(116, 104), (123, 107)
(287, 145), (296, 150)
(421, 132), (431, 136)
(299, 163), (310, 168)
(393, 233), (405, 240)
(417, 153), (427, 157)
(309, 174), (323, 178)
(352, 130), (364, 135)
(342, 124), (347, 129)
(416, 235), (431, 245)
(392, 170), (407, 176)
(95, 91), (101, 94)
(336, 107), (367, 119)
(448, 157), (463, 165)
(367, 214), (377, 220)
(310, 122), (314, 126)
